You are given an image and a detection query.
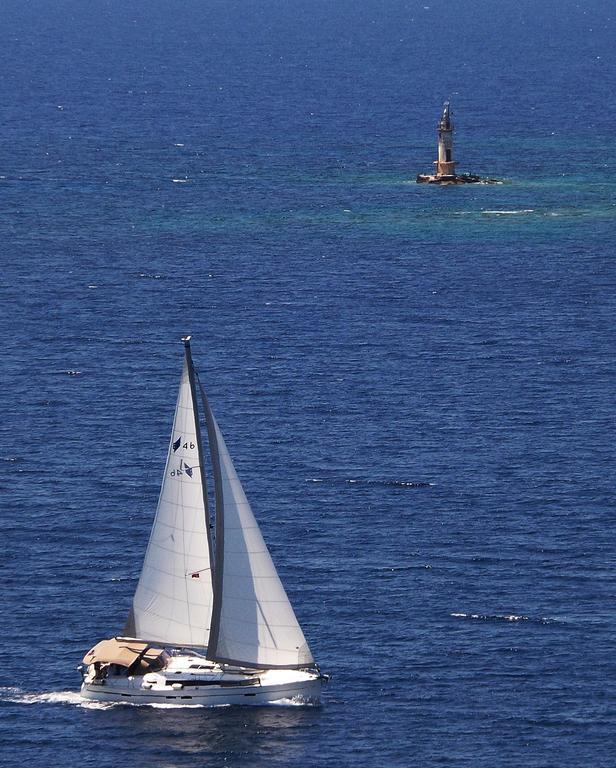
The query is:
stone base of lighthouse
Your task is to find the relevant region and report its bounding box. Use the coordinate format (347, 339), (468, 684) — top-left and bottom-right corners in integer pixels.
(416, 172), (487, 185)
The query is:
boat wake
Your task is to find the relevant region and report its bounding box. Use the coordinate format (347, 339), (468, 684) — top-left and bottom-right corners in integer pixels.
(451, 612), (557, 625)
(0, 686), (113, 709)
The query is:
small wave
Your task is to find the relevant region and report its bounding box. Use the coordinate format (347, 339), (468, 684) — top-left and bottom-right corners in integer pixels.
(307, 478), (432, 488)
(451, 612), (556, 625)
(481, 209), (534, 215)
(172, 178), (190, 183)
(378, 480), (432, 488)
(136, 272), (163, 279)
(377, 563), (426, 573)
(41, 368), (82, 377)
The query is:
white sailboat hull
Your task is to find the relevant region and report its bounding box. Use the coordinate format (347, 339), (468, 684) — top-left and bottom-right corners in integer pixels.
(79, 341), (326, 705)
(80, 654), (322, 707)
(80, 678), (321, 706)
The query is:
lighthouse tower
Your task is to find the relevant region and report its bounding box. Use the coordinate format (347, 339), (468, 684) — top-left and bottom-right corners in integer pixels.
(434, 101), (456, 177)
(417, 101), (491, 184)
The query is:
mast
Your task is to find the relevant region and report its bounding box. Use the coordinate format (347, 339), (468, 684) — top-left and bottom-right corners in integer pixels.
(196, 378), (225, 663)
(182, 336), (215, 569)
(435, 101), (456, 177)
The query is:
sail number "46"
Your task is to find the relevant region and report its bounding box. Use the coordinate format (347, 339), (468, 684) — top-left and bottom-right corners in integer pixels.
(173, 435), (196, 453)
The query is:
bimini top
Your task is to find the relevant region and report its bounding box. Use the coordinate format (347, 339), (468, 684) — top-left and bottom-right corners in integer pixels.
(82, 637), (165, 668)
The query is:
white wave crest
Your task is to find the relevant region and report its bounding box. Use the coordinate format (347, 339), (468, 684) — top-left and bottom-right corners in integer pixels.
(451, 612), (529, 621)
(450, 612), (555, 624)
(481, 209), (534, 215)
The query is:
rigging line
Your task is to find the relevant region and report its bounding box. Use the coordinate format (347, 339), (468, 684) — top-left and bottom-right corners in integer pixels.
(187, 567), (212, 576)
(195, 371), (225, 661)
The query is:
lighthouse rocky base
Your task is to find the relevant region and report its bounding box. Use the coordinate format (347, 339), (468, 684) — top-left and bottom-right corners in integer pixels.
(416, 172), (498, 185)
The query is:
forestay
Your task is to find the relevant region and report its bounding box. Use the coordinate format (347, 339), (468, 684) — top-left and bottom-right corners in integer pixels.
(126, 355), (214, 647)
(205, 410), (314, 670)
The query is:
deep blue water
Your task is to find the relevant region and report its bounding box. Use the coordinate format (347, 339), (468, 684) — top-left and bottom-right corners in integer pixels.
(1, 0), (615, 765)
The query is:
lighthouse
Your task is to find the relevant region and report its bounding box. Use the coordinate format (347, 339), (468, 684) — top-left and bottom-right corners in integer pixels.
(417, 102), (492, 184)
(435, 101), (456, 177)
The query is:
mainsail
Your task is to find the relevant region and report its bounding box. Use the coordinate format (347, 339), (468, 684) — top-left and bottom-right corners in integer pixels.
(202, 397), (315, 670)
(126, 342), (214, 647)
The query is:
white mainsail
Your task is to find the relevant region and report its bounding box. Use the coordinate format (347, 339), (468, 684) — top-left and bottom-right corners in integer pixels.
(127, 352), (214, 647)
(205, 410), (314, 669)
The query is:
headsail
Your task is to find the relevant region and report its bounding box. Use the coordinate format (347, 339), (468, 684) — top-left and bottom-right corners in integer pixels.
(126, 339), (214, 647)
(201, 392), (314, 670)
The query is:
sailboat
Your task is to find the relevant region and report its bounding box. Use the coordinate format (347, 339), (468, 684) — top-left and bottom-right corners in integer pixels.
(80, 337), (326, 706)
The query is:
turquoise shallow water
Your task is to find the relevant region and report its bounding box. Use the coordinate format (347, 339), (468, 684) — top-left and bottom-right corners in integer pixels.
(1, 1), (615, 766)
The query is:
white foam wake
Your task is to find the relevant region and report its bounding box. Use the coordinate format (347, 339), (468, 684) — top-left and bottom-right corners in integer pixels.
(0, 686), (114, 709)
(269, 695), (320, 707)
(0, 686), (317, 709)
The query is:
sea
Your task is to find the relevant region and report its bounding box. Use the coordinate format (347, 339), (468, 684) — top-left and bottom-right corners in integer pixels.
(0, 0), (615, 765)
